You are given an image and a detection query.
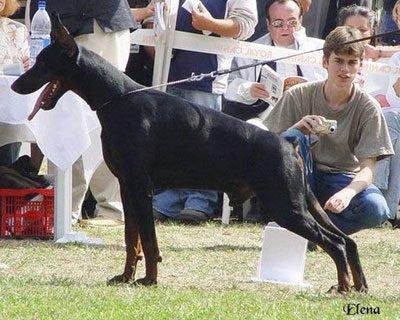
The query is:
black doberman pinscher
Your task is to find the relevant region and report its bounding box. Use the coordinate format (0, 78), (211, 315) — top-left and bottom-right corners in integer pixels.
(12, 17), (368, 293)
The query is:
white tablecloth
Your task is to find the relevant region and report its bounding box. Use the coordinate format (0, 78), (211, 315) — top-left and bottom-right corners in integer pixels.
(0, 75), (101, 170)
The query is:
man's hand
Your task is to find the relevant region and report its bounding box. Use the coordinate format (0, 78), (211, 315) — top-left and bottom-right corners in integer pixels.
(191, 5), (214, 32)
(250, 83), (270, 100)
(291, 115), (325, 134)
(323, 158), (376, 214)
(324, 189), (355, 214)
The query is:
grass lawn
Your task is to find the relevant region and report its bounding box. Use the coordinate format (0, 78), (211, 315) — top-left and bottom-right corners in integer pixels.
(0, 221), (399, 319)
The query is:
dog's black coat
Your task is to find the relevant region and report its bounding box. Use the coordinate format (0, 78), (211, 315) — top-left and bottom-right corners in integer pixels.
(11, 18), (368, 292)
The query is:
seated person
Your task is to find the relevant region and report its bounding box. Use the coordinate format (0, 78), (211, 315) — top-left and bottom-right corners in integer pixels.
(224, 0), (325, 221)
(262, 26), (394, 235)
(338, 4), (400, 61)
(366, 2), (400, 227)
(373, 109), (400, 228)
(0, 0), (30, 167)
(224, 0), (326, 121)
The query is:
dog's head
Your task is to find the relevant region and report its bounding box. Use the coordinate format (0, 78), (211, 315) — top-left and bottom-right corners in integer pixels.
(11, 15), (79, 120)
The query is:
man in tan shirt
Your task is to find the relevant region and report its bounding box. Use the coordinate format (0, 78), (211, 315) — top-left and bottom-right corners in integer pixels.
(263, 26), (394, 235)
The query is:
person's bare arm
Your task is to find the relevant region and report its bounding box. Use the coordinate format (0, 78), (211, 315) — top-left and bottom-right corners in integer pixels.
(324, 158), (375, 213)
(365, 44), (400, 61)
(191, 7), (240, 38)
(131, 3), (154, 22)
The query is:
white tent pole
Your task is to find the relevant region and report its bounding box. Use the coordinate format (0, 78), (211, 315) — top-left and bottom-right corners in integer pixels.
(151, 0), (168, 89)
(48, 162), (72, 240)
(151, 0), (179, 91)
(160, 0), (179, 86)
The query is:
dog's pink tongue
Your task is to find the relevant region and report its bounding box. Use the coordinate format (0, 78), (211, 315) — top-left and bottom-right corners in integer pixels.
(28, 86), (48, 120)
(28, 102), (42, 121)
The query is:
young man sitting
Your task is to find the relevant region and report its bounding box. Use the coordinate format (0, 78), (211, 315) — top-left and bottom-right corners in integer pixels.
(262, 26), (394, 235)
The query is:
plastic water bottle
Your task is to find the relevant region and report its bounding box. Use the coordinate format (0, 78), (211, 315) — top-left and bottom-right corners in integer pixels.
(29, 0), (51, 66)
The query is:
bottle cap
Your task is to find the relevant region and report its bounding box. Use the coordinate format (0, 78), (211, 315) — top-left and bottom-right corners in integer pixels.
(38, 1), (46, 9)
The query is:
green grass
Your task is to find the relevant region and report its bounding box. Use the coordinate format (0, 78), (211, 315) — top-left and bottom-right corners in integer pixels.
(0, 222), (399, 319)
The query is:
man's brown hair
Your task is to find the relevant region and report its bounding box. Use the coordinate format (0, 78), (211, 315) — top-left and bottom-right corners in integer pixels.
(323, 26), (365, 60)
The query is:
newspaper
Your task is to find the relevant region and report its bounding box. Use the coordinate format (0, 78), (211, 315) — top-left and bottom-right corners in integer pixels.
(259, 64), (308, 106)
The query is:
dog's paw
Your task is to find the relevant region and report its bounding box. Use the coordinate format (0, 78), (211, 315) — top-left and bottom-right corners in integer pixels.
(327, 284), (350, 295)
(107, 273), (132, 285)
(352, 284), (368, 293)
(134, 277), (157, 286)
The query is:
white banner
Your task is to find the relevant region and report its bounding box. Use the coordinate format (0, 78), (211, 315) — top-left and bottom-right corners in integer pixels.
(131, 29), (400, 77)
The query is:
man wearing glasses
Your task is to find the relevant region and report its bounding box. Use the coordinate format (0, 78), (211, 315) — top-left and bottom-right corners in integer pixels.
(225, 0), (326, 121)
(224, 0), (325, 222)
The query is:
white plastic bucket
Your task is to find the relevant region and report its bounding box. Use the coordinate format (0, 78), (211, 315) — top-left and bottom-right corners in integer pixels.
(253, 222), (310, 287)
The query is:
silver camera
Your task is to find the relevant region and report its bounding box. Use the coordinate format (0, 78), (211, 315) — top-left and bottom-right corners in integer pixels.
(315, 119), (337, 134)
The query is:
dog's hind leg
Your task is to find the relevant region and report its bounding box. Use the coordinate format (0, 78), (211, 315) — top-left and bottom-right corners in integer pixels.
(256, 191), (352, 293)
(306, 188), (368, 292)
(281, 216), (352, 293)
(286, 221), (351, 293)
(108, 183), (144, 285)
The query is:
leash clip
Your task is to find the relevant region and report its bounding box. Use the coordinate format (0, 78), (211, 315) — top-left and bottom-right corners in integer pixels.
(209, 71), (218, 78)
(190, 71), (218, 82)
(190, 72), (206, 82)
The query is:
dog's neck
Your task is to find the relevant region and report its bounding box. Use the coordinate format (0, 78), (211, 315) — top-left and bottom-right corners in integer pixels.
(69, 47), (142, 111)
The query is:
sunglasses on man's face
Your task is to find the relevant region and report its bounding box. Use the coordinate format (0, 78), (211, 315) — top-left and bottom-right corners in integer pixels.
(270, 19), (299, 28)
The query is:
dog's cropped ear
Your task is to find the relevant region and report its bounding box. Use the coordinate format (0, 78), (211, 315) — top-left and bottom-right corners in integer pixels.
(50, 13), (78, 58)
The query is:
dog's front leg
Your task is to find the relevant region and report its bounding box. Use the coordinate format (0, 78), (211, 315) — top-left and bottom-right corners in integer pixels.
(108, 183), (143, 285)
(107, 222), (143, 284)
(134, 194), (160, 286)
(119, 176), (160, 286)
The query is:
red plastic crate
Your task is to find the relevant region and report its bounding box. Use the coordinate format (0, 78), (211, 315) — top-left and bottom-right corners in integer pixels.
(0, 188), (54, 238)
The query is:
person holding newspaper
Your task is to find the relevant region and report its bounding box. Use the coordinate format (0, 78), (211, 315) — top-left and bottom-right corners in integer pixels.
(263, 26), (393, 235)
(224, 0), (326, 122)
(222, 0), (325, 222)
